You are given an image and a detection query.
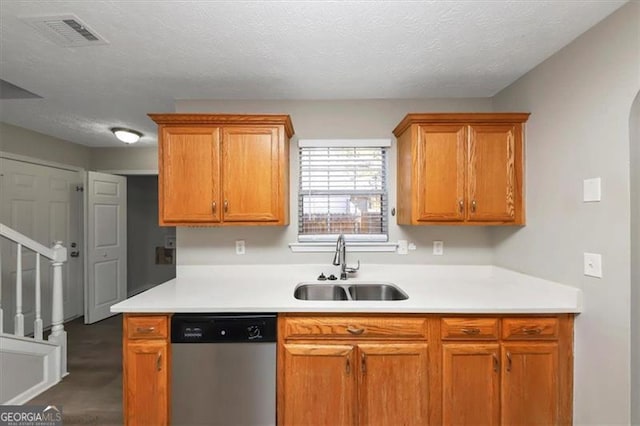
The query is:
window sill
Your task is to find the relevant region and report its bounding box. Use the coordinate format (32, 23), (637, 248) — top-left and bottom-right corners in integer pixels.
(289, 242), (399, 253)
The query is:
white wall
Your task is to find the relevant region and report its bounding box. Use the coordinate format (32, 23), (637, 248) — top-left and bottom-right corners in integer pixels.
(491, 3), (640, 424)
(0, 122), (90, 169)
(175, 98), (496, 265)
(631, 92), (639, 425)
(90, 147), (158, 172)
(127, 175), (176, 296)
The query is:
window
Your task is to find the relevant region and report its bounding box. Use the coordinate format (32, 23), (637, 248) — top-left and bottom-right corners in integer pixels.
(298, 139), (389, 242)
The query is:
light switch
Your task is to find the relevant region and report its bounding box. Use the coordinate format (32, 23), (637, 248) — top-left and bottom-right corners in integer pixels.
(583, 252), (602, 278)
(583, 178), (601, 202)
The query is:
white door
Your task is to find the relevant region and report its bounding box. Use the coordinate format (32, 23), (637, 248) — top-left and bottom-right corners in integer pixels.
(84, 171), (127, 324)
(0, 157), (83, 334)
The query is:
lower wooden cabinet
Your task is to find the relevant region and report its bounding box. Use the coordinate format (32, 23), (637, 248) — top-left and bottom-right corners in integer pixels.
(123, 314), (171, 426)
(281, 344), (356, 425)
(121, 313), (573, 426)
(279, 314), (574, 426)
(501, 343), (559, 425)
(440, 315), (573, 426)
(357, 343), (429, 426)
(442, 343), (501, 425)
(278, 315), (432, 426)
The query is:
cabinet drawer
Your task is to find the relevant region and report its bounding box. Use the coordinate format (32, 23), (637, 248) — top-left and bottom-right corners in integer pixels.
(126, 315), (169, 340)
(441, 317), (499, 340)
(283, 316), (428, 340)
(502, 317), (559, 340)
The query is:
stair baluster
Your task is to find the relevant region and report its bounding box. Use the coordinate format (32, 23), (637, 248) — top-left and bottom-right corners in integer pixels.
(14, 243), (24, 336)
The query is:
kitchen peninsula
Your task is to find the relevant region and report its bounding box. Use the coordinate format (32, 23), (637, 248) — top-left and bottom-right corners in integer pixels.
(112, 264), (581, 425)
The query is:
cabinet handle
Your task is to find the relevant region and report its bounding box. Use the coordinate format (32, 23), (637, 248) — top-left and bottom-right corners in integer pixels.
(346, 326), (365, 335)
(361, 353), (366, 374)
(461, 327), (481, 335)
(459, 199), (464, 213)
(493, 354), (499, 373)
(506, 352), (512, 372)
(156, 353), (162, 372)
(471, 200), (477, 213)
(224, 200), (229, 212)
(135, 327), (155, 334)
(346, 358), (350, 375)
(522, 327), (542, 335)
(211, 201), (216, 213)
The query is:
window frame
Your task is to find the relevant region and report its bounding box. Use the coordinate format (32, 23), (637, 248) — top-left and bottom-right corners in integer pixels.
(297, 139), (391, 243)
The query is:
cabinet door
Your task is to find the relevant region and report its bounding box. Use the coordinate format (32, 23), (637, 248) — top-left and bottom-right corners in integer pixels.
(467, 124), (520, 222)
(124, 341), (169, 426)
(442, 343), (500, 426)
(358, 343), (430, 426)
(222, 126), (283, 222)
(501, 343), (559, 425)
(416, 125), (466, 222)
(281, 344), (356, 426)
(159, 126), (220, 224)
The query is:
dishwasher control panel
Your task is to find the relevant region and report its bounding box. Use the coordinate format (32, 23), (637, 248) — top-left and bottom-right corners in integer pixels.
(171, 313), (277, 343)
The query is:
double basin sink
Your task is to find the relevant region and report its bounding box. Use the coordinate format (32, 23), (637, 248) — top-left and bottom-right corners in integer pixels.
(294, 282), (408, 301)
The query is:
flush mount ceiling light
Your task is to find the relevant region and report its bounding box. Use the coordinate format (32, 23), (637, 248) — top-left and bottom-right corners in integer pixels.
(111, 127), (142, 144)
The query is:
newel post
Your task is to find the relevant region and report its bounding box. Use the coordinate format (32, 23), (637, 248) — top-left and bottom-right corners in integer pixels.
(48, 241), (68, 376)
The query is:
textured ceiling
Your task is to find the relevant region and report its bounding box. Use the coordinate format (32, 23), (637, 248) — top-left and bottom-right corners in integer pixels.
(0, 0), (627, 147)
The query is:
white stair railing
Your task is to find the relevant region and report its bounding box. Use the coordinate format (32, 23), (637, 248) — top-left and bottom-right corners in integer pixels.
(0, 223), (68, 376)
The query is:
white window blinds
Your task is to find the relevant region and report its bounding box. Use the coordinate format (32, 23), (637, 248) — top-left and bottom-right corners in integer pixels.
(298, 140), (389, 242)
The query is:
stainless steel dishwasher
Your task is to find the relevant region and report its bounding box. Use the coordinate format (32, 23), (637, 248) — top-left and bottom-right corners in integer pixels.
(171, 313), (277, 426)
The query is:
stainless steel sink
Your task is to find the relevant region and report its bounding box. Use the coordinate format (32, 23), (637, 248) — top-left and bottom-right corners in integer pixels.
(348, 284), (408, 301)
(294, 282), (408, 301)
(294, 284), (348, 301)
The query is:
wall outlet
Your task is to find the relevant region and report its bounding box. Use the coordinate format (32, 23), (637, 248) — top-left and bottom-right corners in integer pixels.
(433, 240), (444, 255)
(235, 240), (246, 255)
(583, 252), (602, 278)
(397, 240), (408, 255)
(164, 236), (176, 249)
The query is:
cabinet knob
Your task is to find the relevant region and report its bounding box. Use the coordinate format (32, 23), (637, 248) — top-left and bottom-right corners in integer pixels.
(461, 327), (481, 335)
(458, 200), (464, 213)
(211, 201), (216, 213)
(471, 200), (477, 213)
(224, 200), (229, 212)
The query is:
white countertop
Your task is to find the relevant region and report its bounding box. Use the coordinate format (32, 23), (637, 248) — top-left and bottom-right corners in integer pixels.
(110, 264), (582, 314)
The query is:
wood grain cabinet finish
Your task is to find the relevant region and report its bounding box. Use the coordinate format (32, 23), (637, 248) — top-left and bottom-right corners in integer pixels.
(123, 314), (171, 426)
(393, 113), (529, 225)
(149, 114), (294, 226)
(278, 314), (433, 426)
(440, 315), (574, 426)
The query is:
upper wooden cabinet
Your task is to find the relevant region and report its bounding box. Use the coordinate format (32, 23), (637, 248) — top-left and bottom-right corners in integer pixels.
(149, 114), (294, 226)
(393, 113), (529, 225)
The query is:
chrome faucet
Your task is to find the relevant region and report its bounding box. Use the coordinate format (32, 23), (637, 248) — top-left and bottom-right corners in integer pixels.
(332, 234), (360, 280)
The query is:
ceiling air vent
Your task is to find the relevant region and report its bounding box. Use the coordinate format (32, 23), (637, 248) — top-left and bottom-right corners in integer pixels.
(20, 14), (108, 47)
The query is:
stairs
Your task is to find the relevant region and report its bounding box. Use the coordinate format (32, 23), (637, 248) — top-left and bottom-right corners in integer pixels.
(0, 223), (68, 404)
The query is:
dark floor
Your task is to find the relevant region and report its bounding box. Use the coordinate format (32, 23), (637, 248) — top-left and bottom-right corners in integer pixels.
(28, 314), (123, 425)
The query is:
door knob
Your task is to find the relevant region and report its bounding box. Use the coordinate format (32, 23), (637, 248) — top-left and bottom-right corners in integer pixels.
(70, 251), (80, 258)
